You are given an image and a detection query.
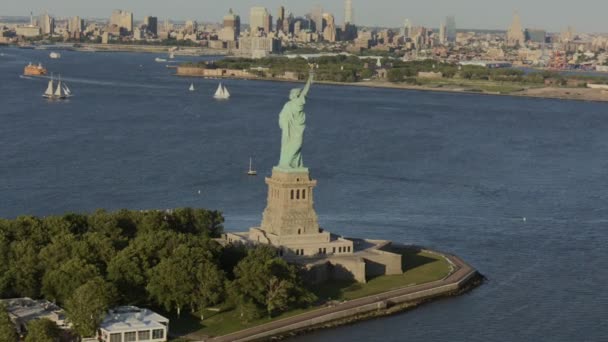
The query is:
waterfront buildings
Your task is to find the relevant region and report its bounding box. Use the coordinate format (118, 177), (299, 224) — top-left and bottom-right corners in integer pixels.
(219, 9), (240, 42)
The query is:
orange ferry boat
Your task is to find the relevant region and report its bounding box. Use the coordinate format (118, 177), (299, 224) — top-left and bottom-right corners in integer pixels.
(24, 63), (48, 76)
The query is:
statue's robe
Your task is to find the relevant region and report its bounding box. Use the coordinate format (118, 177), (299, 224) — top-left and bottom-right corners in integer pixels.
(278, 95), (306, 169)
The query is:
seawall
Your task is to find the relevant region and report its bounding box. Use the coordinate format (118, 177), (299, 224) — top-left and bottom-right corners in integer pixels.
(202, 251), (482, 342)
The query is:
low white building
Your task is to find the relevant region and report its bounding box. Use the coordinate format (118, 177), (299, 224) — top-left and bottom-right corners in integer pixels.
(1, 297), (70, 333)
(98, 306), (169, 342)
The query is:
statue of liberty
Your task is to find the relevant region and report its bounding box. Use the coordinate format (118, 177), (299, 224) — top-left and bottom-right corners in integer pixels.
(277, 70), (314, 170)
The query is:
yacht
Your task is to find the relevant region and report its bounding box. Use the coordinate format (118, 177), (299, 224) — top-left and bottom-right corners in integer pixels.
(189, 83), (195, 92)
(49, 52), (61, 59)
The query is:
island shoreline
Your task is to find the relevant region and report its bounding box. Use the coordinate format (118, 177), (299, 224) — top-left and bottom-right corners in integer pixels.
(203, 249), (482, 342)
(176, 73), (608, 103)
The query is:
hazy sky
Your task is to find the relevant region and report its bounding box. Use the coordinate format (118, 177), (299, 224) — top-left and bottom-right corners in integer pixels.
(2, 0), (607, 33)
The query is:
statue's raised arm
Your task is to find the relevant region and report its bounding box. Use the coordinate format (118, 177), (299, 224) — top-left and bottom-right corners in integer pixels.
(300, 72), (314, 98)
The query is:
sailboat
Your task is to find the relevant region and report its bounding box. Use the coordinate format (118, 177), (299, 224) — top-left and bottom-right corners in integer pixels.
(42, 75), (67, 100)
(189, 83), (195, 92)
(213, 82), (230, 99)
(247, 157), (257, 176)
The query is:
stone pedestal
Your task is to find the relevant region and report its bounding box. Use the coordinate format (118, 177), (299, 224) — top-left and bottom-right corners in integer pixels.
(260, 168), (321, 237)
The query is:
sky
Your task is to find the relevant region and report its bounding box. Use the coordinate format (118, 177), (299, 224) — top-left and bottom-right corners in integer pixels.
(1, 0), (607, 33)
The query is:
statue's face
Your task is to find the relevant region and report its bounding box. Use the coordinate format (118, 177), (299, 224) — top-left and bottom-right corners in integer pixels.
(290, 89), (302, 99)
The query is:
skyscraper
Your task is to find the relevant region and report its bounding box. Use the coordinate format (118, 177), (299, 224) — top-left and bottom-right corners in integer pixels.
(277, 6), (285, 32)
(402, 19), (412, 38)
(322, 13), (337, 42)
(445, 16), (456, 42)
(250, 7), (272, 34)
(110, 10), (133, 34)
(69, 16), (84, 33)
(312, 5), (324, 33)
(144, 16), (158, 36)
(439, 22), (447, 44)
(221, 9), (241, 41)
(507, 12), (525, 46)
(344, 0), (353, 25)
(39, 13), (54, 35)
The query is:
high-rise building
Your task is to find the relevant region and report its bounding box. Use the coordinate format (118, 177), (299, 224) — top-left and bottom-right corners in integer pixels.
(525, 29), (546, 43)
(68, 16), (84, 33)
(250, 7), (272, 34)
(39, 13), (54, 35)
(439, 22), (447, 44)
(144, 16), (158, 36)
(344, 0), (353, 24)
(402, 19), (412, 38)
(507, 12), (525, 46)
(220, 9), (241, 41)
(184, 20), (198, 34)
(445, 16), (456, 42)
(311, 5), (324, 33)
(276, 5), (285, 31)
(322, 13), (337, 42)
(110, 10), (133, 34)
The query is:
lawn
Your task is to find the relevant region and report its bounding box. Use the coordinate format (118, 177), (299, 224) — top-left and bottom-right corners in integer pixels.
(169, 247), (452, 340)
(416, 77), (541, 94)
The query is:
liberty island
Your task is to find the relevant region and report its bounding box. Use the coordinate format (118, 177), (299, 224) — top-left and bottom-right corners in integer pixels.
(217, 70), (481, 341)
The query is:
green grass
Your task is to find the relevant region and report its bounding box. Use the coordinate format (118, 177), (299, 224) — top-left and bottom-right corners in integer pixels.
(169, 248), (452, 340)
(416, 78), (541, 94)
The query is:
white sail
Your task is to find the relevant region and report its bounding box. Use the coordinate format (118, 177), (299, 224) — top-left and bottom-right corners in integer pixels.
(44, 79), (54, 96)
(189, 83), (195, 91)
(222, 85), (230, 98)
(63, 83), (71, 95)
(55, 81), (64, 97)
(214, 83), (224, 98)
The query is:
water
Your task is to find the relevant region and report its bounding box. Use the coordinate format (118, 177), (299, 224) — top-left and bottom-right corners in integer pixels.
(1, 47), (607, 341)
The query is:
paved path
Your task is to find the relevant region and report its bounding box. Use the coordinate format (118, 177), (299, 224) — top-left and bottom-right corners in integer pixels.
(205, 252), (478, 342)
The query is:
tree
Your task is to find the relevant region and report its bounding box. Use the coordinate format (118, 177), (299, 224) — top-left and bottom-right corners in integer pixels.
(41, 258), (99, 304)
(387, 68), (404, 82)
(66, 277), (116, 338)
(0, 304), (18, 342)
(229, 246), (315, 320)
(147, 243), (224, 317)
(24, 318), (61, 342)
(9, 240), (43, 298)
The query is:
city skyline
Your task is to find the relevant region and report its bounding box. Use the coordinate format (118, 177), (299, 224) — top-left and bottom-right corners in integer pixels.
(2, 0), (607, 33)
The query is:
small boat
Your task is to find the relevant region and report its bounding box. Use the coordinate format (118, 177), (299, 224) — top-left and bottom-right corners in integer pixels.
(189, 83), (195, 92)
(169, 52), (175, 59)
(247, 157), (257, 176)
(49, 52), (61, 59)
(213, 82), (230, 99)
(155, 57), (167, 62)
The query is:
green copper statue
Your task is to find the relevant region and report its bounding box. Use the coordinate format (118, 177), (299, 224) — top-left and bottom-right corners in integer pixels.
(277, 71), (314, 170)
